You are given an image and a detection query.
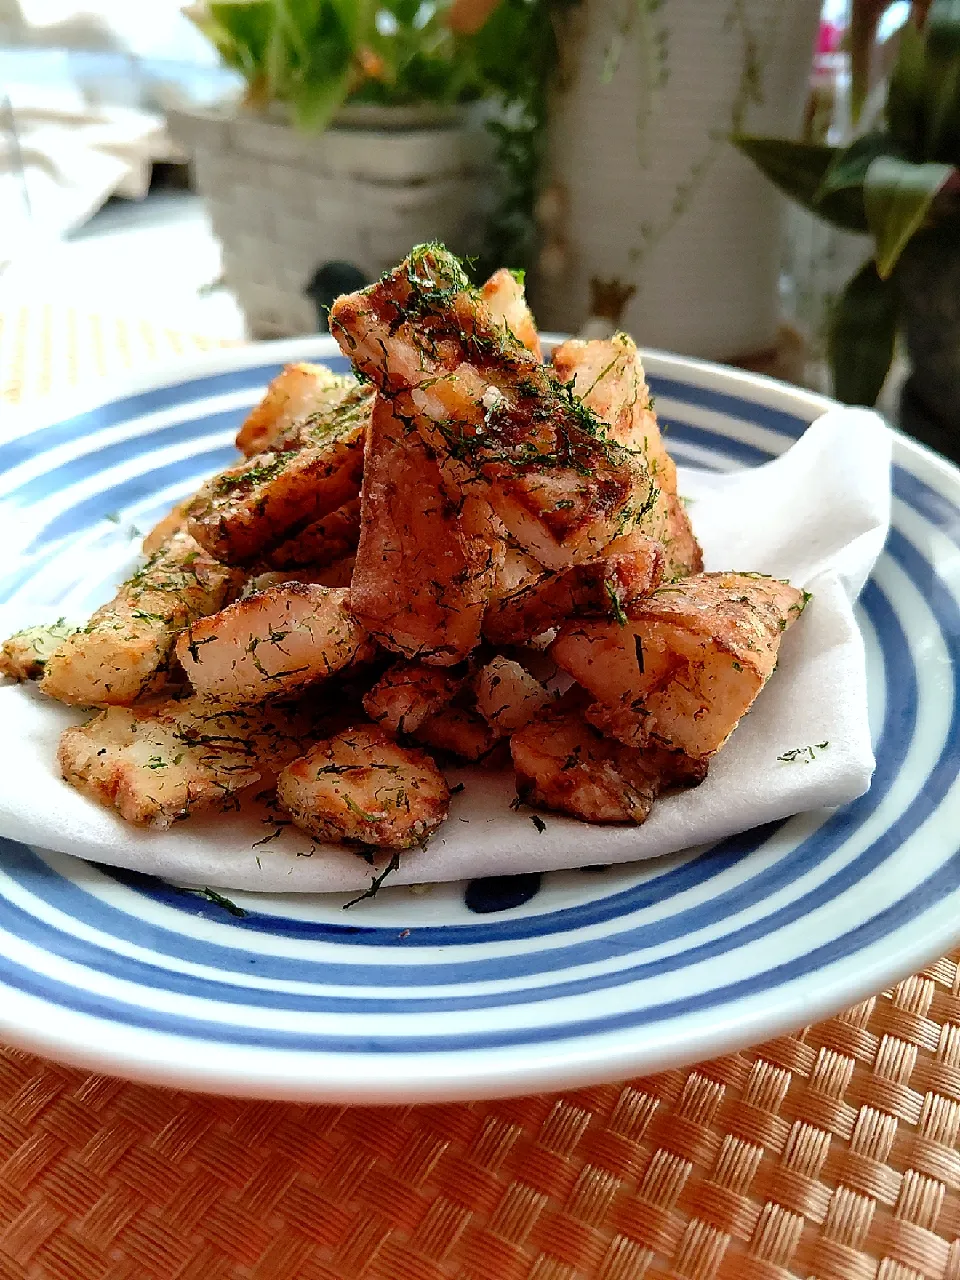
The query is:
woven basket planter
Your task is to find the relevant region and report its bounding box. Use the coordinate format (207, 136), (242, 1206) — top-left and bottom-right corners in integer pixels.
(167, 104), (491, 338)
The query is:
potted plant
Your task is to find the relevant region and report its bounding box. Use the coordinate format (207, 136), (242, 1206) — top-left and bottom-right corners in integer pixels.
(735, 0), (960, 460)
(169, 0), (546, 336)
(531, 0), (825, 361)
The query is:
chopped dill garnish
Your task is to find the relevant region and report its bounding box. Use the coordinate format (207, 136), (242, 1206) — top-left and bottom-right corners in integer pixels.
(778, 742), (830, 764)
(530, 814), (546, 834)
(605, 580), (628, 627)
(180, 886), (247, 916)
(343, 851), (402, 909)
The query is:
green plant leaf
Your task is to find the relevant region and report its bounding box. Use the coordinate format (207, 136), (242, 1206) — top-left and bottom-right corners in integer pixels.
(733, 135), (870, 231)
(927, 0), (960, 58)
(818, 131), (893, 197)
(202, 2), (276, 82)
(828, 259), (899, 406)
(864, 154), (955, 274)
(887, 17), (929, 157)
(922, 2), (960, 160)
(290, 62), (353, 130)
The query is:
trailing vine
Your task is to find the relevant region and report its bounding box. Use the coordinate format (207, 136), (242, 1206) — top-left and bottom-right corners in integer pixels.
(626, 0), (784, 271)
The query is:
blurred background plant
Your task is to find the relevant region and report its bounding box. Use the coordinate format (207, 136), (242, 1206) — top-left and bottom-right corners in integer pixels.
(187, 0), (486, 127)
(186, 0), (564, 273)
(736, 0), (960, 456)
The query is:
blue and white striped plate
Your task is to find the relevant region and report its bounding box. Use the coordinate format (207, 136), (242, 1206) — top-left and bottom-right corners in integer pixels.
(1, 335), (958, 1103)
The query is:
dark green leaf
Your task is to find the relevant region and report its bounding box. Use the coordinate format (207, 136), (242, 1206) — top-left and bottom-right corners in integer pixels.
(828, 259), (899, 405)
(290, 64), (352, 130)
(887, 18), (929, 157)
(202, 2), (276, 81)
(921, 3), (960, 160)
(927, 0), (960, 59)
(864, 155), (955, 275)
(732, 136), (869, 232)
(817, 131), (892, 198)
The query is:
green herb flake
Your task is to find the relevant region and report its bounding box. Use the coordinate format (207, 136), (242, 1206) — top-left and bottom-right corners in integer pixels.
(343, 851), (402, 910)
(778, 741), (830, 764)
(530, 814), (546, 834)
(605, 580), (628, 627)
(180, 886), (247, 917)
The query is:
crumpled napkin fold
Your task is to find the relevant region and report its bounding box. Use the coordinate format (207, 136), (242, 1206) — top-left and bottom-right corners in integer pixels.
(0, 407), (892, 893)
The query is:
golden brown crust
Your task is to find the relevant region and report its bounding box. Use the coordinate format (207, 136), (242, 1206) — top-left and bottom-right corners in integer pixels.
(348, 394), (494, 665)
(413, 704), (500, 762)
(362, 661), (467, 735)
(0, 621), (78, 682)
(142, 500), (192, 556)
(482, 539), (665, 646)
(277, 724), (449, 849)
(176, 583), (372, 707)
(511, 702), (659, 824)
(474, 656), (551, 733)
(39, 532), (241, 707)
(58, 698), (307, 828)
(235, 362), (351, 456)
(551, 572), (807, 758)
(186, 384), (371, 566)
(551, 334), (703, 578)
(481, 268), (542, 360)
(329, 246), (652, 570)
(263, 497), (361, 570)
(511, 696), (706, 825)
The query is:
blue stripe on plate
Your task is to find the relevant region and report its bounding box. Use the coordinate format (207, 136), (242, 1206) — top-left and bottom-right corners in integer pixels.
(0, 568), (916, 1008)
(0, 360), (953, 1061)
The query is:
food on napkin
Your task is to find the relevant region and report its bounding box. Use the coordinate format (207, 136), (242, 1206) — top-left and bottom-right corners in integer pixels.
(3, 244), (811, 864)
(39, 532), (241, 707)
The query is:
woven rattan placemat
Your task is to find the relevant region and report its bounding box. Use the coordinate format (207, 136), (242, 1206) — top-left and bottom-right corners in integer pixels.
(2, 309), (959, 1280)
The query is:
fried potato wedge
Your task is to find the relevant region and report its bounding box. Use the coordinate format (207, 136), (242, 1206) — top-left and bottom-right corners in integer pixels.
(330, 245), (652, 570)
(413, 705), (500, 761)
(176, 583), (372, 707)
(491, 542), (545, 601)
(363, 661), (467, 735)
(40, 533), (240, 707)
(481, 268), (542, 360)
(474, 656), (551, 733)
(142, 500), (192, 556)
(236, 361), (351, 456)
(482, 539), (665, 646)
(263, 497), (361, 570)
(277, 724), (449, 850)
(511, 700), (706, 825)
(349, 394), (496, 664)
(551, 572), (808, 758)
(186, 383), (372, 564)
(1, 621), (78, 682)
(59, 698), (306, 829)
(552, 334), (702, 578)
(511, 704), (657, 824)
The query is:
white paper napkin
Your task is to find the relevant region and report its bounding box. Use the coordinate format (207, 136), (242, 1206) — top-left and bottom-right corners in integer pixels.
(0, 407), (892, 894)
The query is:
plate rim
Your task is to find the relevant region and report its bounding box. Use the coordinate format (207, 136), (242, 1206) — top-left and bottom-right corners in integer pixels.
(2, 336), (959, 1103)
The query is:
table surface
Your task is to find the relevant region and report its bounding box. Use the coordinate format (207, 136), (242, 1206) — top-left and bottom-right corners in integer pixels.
(1, 306), (959, 1280)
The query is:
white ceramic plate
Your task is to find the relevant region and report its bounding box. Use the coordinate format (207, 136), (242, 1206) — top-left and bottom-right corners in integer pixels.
(0, 336), (958, 1103)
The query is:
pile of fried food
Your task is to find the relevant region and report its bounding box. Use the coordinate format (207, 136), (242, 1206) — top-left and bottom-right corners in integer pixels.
(0, 246), (808, 857)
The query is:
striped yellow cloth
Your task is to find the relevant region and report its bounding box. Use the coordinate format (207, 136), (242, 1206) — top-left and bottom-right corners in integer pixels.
(0, 304), (238, 408)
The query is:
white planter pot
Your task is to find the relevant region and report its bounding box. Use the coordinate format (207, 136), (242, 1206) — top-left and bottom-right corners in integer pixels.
(167, 105), (492, 338)
(538, 0), (824, 361)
